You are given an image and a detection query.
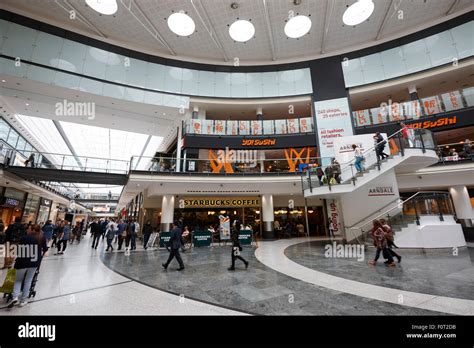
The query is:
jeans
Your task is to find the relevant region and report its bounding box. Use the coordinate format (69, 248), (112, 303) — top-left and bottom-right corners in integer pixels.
(12, 267), (37, 301)
(354, 157), (364, 172)
(143, 233), (152, 249)
(57, 240), (67, 253)
(117, 235), (124, 250)
(92, 234), (101, 248)
(130, 235), (136, 250)
(231, 248), (247, 268)
(374, 248), (394, 263)
(106, 238), (113, 251)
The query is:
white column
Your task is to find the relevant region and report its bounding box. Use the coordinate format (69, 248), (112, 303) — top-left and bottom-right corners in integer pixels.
(192, 106), (199, 119)
(449, 186), (474, 225)
(261, 194), (274, 239)
(160, 195), (175, 232)
(176, 123), (183, 172)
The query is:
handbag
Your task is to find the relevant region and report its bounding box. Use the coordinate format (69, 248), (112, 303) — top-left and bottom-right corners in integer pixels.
(0, 268), (16, 294)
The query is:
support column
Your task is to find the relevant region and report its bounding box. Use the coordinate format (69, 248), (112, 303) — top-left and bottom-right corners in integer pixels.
(192, 106), (199, 119)
(449, 186), (473, 227)
(408, 85), (419, 101)
(160, 195), (175, 232)
(256, 107), (263, 121)
(261, 194), (274, 239)
(176, 123), (183, 172)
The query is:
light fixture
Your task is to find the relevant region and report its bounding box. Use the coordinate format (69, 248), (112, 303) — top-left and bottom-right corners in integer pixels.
(308, 209), (314, 214)
(343, 0), (375, 26)
(284, 15), (311, 39)
(85, 0), (118, 15)
(167, 12), (195, 36)
(229, 19), (255, 42)
(1, 79), (6, 83)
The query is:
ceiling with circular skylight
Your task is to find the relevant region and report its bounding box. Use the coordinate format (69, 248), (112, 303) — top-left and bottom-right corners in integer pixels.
(1, 0), (472, 65)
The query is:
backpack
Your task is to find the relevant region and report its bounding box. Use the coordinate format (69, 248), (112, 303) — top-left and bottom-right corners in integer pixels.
(7, 224), (23, 243)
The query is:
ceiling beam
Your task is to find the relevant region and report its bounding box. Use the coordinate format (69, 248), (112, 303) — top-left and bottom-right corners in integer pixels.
(376, 0), (397, 41)
(447, 0), (461, 15)
(261, 0), (277, 61)
(118, 0), (176, 55)
(190, 0), (229, 62)
(320, 0), (334, 54)
(52, 120), (84, 170)
(54, 0), (107, 38)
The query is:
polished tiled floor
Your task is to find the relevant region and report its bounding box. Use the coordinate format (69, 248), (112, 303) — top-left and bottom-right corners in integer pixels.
(285, 240), (474, 301)
(101, 238), (447, 315)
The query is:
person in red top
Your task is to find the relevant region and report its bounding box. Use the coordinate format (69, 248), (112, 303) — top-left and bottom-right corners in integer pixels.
(368, 220), (395, 267)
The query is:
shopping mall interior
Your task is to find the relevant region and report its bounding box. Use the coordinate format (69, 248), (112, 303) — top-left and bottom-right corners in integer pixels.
(0, 1), (473, 342)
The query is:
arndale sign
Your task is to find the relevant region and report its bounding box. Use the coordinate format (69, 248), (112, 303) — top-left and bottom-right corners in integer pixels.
(368, 186), (395, 196)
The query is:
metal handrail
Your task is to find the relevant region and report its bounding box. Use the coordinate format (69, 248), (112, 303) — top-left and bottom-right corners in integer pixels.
(349, 190), (452, 232)
(345, 197), (403, 229)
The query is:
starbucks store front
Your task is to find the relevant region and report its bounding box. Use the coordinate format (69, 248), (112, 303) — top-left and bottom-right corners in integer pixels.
(174, 197), (261, 236)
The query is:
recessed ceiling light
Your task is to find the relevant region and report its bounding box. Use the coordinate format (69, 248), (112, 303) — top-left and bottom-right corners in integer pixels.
(1, 79), (5, 83)
(229, 19), (255, 42)
(85, 0), (118, 15)
(167, 12), (195, 36)
(284, 15), (311, 39)
(343, 0), (375, 26)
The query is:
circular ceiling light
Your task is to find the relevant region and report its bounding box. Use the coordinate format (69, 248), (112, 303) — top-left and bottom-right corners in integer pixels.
(229, 20), (255, 42)
(343, 0), (375, 26)
(85, 0), (118, 15)
(167, 12), (195, 36)
(284, 15), (311, 39)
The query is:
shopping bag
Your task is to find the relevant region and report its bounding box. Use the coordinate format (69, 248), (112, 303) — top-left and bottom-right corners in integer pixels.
(0, 268), (16, 294)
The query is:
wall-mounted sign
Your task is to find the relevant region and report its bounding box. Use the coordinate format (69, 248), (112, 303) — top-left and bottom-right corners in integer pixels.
(242, 139), (276, 146)
(368, 186), (395, 196)
(93, 206), (111, 212)
(180, 197), (260, 208)
(3, 198), (20, 207)
(40, 198), (51, 206)
(410, 116), (457, 129)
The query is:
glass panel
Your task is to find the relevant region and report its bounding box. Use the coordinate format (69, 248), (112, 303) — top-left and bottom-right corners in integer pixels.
(380, 47), (407, 79)
(6, 127), (19, 147)
(31, 31), (64, 67)
(360, 53), (385, 84)
(263, 120), (274, 134)
(450, 22), (474, 59)
(463, 87), (474, 107)
(16, 136), (26, 151)
(425, 31), (458, 66)
(0, 117), (10, 140)
(341, 58), (363, 87)
(402, 39), (431, 73)
(230, 73), (247, 98)
(440, 91), (463, 111)
(2, 23), (37, 60)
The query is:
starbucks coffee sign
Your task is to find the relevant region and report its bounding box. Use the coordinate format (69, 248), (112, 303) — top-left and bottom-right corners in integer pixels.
(179, 197), (260, 208)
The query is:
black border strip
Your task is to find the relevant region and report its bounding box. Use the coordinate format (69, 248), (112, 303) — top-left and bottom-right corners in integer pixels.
(0, 9), (472, 72)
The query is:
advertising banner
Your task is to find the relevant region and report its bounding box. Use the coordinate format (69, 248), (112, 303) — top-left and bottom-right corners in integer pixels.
(159, 232), (171, 247)
(421, 96), (442, 115)
(202, 120), (214, 135)
(227, 120), (239, 135)
(314, 97), (354, 164)
(190, 119), (202, 134)
(287, 119), (299, 134)
(299, 117), (312, 133)
(369, 107), (388, 124)
(219, 215), (231, 240)
(239, 121), (250, 135)
(326, 199), (343, 238)
(250, 120), (262, 135)
(441, 91), (463, 111)
(262, 120), (274, 134)
(214, 120), (225, 135)
(401, 100), (422, 120)
(353, 110), (371, 127)
(274, 119), (287, 134)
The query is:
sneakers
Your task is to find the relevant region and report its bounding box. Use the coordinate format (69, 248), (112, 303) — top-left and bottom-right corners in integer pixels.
(19, 300), (28, 307)
(228, 266), (235, 271)
(177, 267), (185, 271)
(386, 262), (396, 267)
(245, 261), (249, 269)
(161, 263), (168, 270)
(7, 297), (18, 308)
(397, 256), (402, 263)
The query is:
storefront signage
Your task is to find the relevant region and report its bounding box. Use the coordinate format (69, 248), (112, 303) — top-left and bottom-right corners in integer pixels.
(242, 139), (276, 146)
(93, 206), (111, 212)
(410, 116), (457, 129)
(180, 197), (260, 208)
(193, 230), (212, 247)
(327, 200), (343, 237)
(368, 186), (395, 196)
(3, 198), (20, 207)
(159, 232), (171, 247)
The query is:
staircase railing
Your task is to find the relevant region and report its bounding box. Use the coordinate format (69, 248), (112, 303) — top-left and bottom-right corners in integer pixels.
(303, 128), (436, 193)
(347, 191), (454, 244)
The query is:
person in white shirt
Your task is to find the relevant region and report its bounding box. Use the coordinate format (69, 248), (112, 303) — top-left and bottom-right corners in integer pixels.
(352, 144), (365, 173)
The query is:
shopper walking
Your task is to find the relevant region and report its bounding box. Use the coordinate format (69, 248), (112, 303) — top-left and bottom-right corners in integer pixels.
(228, 219), (248, 271)
(142, 221), (153, 250)
(374, 132), (389, 161)
(56, 221), (71, 255)
(332, 158), (341, 184)
(368, 220), (395, 267)
(5, 217), (27, 244)
(162, 222), (185, 271)
(352, 144), (365, 173)
(116, 219), (127, 251)
(105, 220), (116, 252)
(41, 220), (54, 247)
(380, 219), (401, 263)
(7, 225), (48, 308)
(90, 219), (102, 249)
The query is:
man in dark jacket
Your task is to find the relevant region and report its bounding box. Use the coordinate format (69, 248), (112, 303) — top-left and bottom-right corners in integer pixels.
(90, 219), (102, 249)
(162, 222), (184, 271)
(228, 220), (248, 271)
(5, 217), (27, 244)
(142, 221), (153, 250)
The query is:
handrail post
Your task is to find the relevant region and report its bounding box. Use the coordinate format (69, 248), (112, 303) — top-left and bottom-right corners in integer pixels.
(414, 197), (420, 225)
(435, 193), (444, 222)
(61, 155), (65, 170)
(419, 129), (426, 153)
(350, 164), (356, 185)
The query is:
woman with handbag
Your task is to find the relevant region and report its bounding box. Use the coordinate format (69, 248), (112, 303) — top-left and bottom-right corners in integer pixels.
(368, 220), (395, 267)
